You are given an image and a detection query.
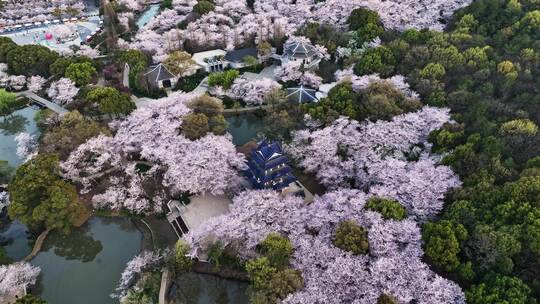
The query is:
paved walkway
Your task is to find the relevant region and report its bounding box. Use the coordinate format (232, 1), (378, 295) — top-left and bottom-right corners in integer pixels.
(159, 269), (172, 304)
(181, 194), (231, 231)
(132, 95), (156, 108)
(240, 64), (279, 82)
(1, 16), (101, 53)
(192, 76), (209, 95)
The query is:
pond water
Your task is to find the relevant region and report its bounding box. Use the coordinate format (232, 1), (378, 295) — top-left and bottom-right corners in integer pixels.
(136, 4), (160, 29)
(170, 272), (249, 304)
(1, 217), (249, 304)
(0, 220), (31, 261)
(226, 114), (265, 146)
(0, 106), (40, 167)
(32, 217), (142, 304)
(0, 108), (250, 303)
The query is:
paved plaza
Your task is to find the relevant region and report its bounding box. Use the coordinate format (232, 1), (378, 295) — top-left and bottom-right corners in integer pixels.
(0, 16), (101, 52)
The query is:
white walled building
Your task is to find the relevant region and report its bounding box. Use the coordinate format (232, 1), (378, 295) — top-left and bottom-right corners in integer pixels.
(192, 49), (227, 73)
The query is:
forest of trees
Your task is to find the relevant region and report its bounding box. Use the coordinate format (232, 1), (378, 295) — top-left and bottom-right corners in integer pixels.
(2, 0), (540, 303)
(358, 1), (540, 301)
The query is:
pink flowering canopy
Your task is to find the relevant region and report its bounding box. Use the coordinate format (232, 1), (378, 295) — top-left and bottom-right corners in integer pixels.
(47, 78), (79, 106)
(184, 103), (465, 301)
(62, 92), (246, 214)
(0, 262), (41, 298)
(288, 106), (460, 220)
(227, 77), (281, 106)
(118, 0), (472, 62)
(185, 189), (465, 303)
(113, 251), (164, 298)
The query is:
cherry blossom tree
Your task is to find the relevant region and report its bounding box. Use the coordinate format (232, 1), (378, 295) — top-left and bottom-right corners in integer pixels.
(288, 107), (451, 185)
(7, 75), (26, 91)
(254, 0), (473, 31)
(335, 69), (419, 99)
(62, 92), (246, 214)
(274, 60), (323, 89)
(275, 61), (303, 83)
(61, 134), (123, 190)
(91, 165), (166, 215)
(144, 9), (184, 32)
(0, 262), (41, 298)
(368, 157), (461, 220)
(299, 71), (323, 89)
(228, 77), (281, 106)
(47, 78), (79, 105)
(76, 45), (101, 59)
(50, 24), (77, 40)
(14, 132), (38, 162)
(185, 189), (466, 303)
(0, 0), (86, 26)
(117, 12), (133, 30)
(118, 0), (143, 12)
(113, 251), (164, 298)
(27, 76), (46, 93)
(0, 64), (26, 91)
(287, 106), (460, 220)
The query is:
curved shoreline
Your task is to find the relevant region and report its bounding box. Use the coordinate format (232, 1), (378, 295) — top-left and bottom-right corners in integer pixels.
(131, 217), (155, 252)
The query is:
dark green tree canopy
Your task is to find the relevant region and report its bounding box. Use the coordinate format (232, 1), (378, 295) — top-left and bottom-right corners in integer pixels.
(259, 232), (294, 269)
(193, 0), (215, 16)
(466, 273), (535, 304)
(6, 44), (59, 77)
(347, 8), (382, 31)
(7, 154), (87, 233)
(332, 220), (369, 255)
(86, 87), (136, 116)
(422, 220), (468, 273)
(13, 294), (47, 304)
(365, 197), (407, 220)
(65, 62), (97, 86)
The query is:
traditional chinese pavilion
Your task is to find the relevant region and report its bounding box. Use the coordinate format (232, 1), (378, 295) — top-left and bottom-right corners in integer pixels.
(246, 140), (297, 191)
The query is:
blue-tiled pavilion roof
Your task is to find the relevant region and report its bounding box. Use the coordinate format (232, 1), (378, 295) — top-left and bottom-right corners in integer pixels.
(245, 140), (297, 191)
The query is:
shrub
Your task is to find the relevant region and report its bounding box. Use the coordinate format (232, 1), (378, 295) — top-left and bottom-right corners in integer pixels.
(365, 197), (407, 220)
(260, 233), (294, 269)
(266, 268), (304, 300)
(332, 220), (369, 255)
(207, 70), (239, 89)
(246, 257), (277, 290)
(181, 113), (209, 140)
(13, 294), (47, 304)
(174, 240), (194, 272)
(377, 293), (398, 304)
(193, 0), (215, 16)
